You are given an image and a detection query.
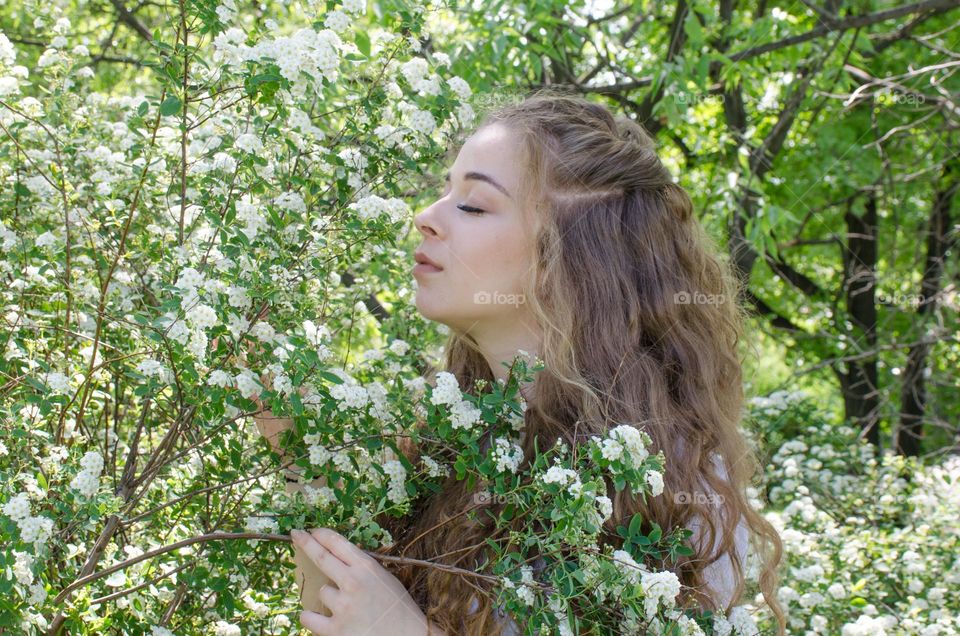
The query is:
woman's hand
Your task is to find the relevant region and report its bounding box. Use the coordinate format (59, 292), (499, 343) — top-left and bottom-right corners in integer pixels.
(290, 528), (437, 636)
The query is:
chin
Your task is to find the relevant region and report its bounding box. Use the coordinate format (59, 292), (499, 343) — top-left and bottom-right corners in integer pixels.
(413, 292), (448, 323)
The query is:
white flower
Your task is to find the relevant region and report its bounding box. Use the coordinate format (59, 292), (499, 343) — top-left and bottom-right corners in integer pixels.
(388, 339), (410, 356)
(612, 549), (647, 585)
(492, 437), (524, 474)
(227, 285), (251, 309)
(407, 108), (436, 135)
(274, 191), (306, 213)
(713, 613), (734, 636)
(421, 455), (448, 478)
(273, 374), (293, 396)
(596, 495), (613, 520)
(413, 74), (441, 97)
(640, 570), (681, 620)
(35, 231), (58, 248)
(42, 371), (71, 394)
(0, 33), (16, 66)
(168, 318), (190, 345)
(303, 484), (336, 508)
(330, 382), (369, 411)
(79, 451), (104, 474)
(347, 194), (409, 222)
(324, 9), (350, 31)
(0, 75), (18, 97)
(303, 320), (331, 346)
(213, 621), (241, 636)
(308, 444), (331, 466)
(249, 321), (277, 344)
(234, 132), (263, 154)
(541, 465), (578, 486)
(104, 570), (127, 587)
(449, 399), (482, 430)
(447, 76), (472, 100)
(175, 267), (205, 290)
(383, 459), (408, 504)
(70, 469), (100, 498)
(341, 0), (365, 14)
(600, 438), (624, 461)
(17, 515), (54, 546)
(207, 370), (233, 388)
(137, 359), (173, 383)
(645, 470), (664, 496)
(399, 57), (428, 85)
(186, 303), (217, 329)
(3, 493), (32, 522)
(235, 369), (262, 400)
(13, 551), (35, 585)
(245, 515), (278, 536)
(607, 424), (650, 467)
(728, 606), (761, 635)
(430, 372), (461, 406)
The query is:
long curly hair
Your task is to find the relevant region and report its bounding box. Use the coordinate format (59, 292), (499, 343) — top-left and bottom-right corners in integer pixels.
(382, 89), (786, 635)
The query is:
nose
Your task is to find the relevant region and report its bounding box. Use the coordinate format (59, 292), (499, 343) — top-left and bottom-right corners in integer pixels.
(414, 202), (441, 238)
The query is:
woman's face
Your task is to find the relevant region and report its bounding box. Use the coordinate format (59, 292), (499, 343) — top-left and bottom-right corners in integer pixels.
(413, 124), (537, 334)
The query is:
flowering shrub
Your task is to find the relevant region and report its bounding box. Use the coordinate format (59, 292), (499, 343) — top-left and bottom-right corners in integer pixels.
(0, 2), (763, 634)
(14, 2), (951, 635)
(0, 0), (475, 631)
(747, 392), (960, 635)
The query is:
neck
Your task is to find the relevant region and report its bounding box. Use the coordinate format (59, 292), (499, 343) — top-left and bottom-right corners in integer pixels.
(459, 314), (541, 391)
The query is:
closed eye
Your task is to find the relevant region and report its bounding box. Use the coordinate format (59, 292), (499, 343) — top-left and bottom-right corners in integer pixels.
(440, 179), (485, 215)
(457, 204), (485, 215)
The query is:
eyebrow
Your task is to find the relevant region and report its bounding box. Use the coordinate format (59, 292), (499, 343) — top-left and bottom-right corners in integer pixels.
(445, 171), (512, 199)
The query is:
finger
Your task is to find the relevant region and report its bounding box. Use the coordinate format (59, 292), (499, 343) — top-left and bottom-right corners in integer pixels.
(310, 527), (372, 567)
(300, 610), (334, 635)
(318, 583), (341, 613)
(292, 530), (351, 588)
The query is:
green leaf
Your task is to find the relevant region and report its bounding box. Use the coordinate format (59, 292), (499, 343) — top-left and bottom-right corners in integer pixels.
(648, 523), (662, 543)
(290, 392), (304, 415)
(319, 371), (344, 384)
(684, 12), (704, 47)
(355, 30), (371, 57)
(160, 96), (182, 116)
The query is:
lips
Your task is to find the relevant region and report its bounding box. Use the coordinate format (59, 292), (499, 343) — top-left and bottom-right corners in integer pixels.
(414, 250), (443, 270)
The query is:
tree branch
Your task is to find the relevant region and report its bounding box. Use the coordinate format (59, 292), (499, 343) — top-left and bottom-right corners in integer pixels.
(728, 0), (960, 63)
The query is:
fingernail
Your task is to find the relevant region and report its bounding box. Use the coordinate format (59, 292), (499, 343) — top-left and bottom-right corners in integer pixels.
(291, 529), (305, 545)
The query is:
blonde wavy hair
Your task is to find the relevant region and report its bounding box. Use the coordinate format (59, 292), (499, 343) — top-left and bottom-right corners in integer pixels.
(382, 89), (786, 635)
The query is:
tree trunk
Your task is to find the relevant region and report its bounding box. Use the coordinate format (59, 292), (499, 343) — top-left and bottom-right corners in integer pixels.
(896, 160), (958, 456)
(842, 194), (881, 448)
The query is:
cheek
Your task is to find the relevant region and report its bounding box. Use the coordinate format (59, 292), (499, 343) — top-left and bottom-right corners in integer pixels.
(460, 230), (533, 290)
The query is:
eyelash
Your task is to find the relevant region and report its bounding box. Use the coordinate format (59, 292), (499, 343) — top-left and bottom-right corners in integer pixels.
(457, 204), (485, 215)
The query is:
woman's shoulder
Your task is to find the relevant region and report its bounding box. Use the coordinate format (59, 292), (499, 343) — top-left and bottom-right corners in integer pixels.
(684, 451), (750, 609)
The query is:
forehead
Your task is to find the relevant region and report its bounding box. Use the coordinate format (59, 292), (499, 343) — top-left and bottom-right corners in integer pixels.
(451, 124), (522, 198)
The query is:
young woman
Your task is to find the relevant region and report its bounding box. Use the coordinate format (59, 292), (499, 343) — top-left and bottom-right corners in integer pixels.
(268, 90), (787, 635)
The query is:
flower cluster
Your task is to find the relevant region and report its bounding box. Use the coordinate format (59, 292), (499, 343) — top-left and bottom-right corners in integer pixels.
(69, 451), (105, 499)
(2, 494), (55, 548)
(747, 394), (960, 634)
(429, 371), (484, 430)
